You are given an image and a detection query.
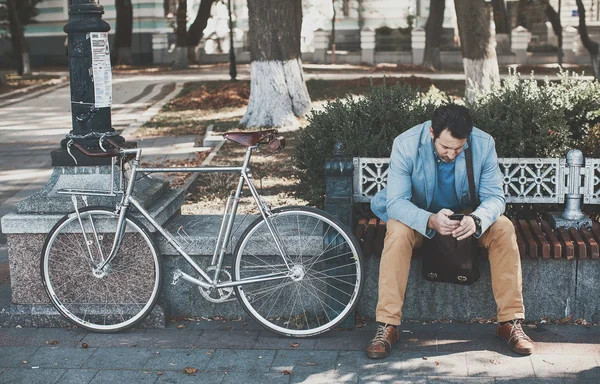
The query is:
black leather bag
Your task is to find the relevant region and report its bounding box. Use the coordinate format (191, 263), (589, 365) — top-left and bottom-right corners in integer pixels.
(422, 143), (480, 285)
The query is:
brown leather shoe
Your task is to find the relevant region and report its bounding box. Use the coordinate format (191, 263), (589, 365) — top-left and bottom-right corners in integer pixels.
(497, 319), (534, 355)
(366, 323), (399, 359)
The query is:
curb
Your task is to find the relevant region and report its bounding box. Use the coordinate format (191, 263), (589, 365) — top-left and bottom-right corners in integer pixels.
(0, 76), (69, 108)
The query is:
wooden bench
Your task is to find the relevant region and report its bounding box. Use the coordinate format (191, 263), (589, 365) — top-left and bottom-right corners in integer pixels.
(324, 146), (600, 260)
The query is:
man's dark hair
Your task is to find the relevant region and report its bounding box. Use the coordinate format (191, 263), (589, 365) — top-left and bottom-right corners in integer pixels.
(431, 104), (473, 140)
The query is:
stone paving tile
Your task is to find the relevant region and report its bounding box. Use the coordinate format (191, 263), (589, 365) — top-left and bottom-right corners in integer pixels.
(88, 369), (159, 384)
(495, 379), (564, 384)
(270, 349), (339, 373)
(82, 347), (155, 370)
(435, 336), (501, 353)
(155, 370), (225, 383)
(0, 328), (41, 346)
(254, 331), (317, 350)
(206, 349), (276, 373)
(169, 318), (262, 331)
(56, 369), (99, 384)
(533, 342), (565, 355)
(143, 348), (213, 371)
(311, 329), (371, 351)
(0, 367), (66, 384)
(222, 371), (291, 384)
(27, 346), (96, 369)
(335, 350), (402, 374)
(359, 372), (427, 384)
(22, 328), (87, 347)
(0, 346), (39, 368)
(195, 329), (259, 349)
(465, 351), (535, 378)
(290, 369), (358, 383)
(81, 329), (199, 348)
(426, 377), (495, 383)
(559, 342), (600, 355)
(530, 354), (600, 378)
(396, 332), (438, 352)
(400, 352), (469, 377)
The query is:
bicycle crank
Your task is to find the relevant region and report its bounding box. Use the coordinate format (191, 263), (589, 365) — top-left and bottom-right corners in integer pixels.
(198, 266), (235, 303)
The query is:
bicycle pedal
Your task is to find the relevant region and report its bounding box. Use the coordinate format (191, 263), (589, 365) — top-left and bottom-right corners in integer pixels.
(172, 270), (183, 285)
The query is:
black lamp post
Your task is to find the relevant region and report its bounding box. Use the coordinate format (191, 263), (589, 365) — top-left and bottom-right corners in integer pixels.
(53, 0), (125, 166)
(227, 0), (237, 81)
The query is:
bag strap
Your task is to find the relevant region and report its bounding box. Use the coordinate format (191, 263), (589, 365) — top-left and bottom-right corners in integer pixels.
(465, 138), (480, 208)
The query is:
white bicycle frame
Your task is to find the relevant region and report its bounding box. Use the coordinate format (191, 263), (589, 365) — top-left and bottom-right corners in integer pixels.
(58, 145), (296, 291)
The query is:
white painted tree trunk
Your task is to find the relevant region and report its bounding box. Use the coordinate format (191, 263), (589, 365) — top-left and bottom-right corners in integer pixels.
(21, 52), (31, 76)
(463, 56), (499, 102)
(240, 58), (312, 128)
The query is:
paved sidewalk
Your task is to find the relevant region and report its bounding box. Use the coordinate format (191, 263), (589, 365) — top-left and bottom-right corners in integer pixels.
(0, 317), (599, 383)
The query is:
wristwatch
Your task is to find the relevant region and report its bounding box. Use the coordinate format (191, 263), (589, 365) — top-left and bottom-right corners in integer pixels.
(469, 214), (482, 235)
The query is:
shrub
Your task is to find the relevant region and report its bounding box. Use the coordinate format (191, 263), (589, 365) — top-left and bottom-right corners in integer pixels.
(295, 82), (439, 207)
(468, 72), (572, 158)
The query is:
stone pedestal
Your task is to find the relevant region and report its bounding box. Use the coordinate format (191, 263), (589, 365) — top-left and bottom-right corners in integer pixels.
(313, 29), (329, 64)
(360, 28), (375, 65)
(411, 28), (426, 66)
(1, 165), (184, 306)
(511, 26), (532, 65)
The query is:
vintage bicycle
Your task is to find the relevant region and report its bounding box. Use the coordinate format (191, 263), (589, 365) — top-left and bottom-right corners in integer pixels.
(40, 131), (364, 337)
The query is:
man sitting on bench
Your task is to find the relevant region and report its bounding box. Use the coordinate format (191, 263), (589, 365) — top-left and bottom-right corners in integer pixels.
(366, 104), (535, 359)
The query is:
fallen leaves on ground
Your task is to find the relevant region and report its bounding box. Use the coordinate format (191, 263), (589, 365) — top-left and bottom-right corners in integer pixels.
(46, 340), (59, 345)
(176, 324), (186, 329)
(290, 343), (299, 347)
(282, 370), (293, 375)
(184, 367), (197, 375)
(81, 343), (88, 349)
(168, 83), (250, 111)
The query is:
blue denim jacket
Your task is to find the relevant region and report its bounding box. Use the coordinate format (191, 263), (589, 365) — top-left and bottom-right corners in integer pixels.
(370, 121), (505, 238)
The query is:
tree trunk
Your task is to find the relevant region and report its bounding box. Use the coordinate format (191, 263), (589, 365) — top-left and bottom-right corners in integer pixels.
(114, 0), (133, 65)
(541, 0), (563, 65)
(241, 0), (311, 128)
(173, 0), (188, 69)
(6, 0), (31, 75)
(331, 1), (336, 64)
(491, 0), (510, 52)
(454, 0), (500, 102)
(187, 0), (217, 63)
(422, 0), (445, 70)
(517, 0), (529, 28)
(576, 0), (600, 79)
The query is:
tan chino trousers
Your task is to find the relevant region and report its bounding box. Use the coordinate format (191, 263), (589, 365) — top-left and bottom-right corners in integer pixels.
(375, 215), (525, 325)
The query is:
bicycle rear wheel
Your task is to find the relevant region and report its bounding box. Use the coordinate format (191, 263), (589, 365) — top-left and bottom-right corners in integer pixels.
(41, 206), (162, 332)
(232, 206), (363, 337)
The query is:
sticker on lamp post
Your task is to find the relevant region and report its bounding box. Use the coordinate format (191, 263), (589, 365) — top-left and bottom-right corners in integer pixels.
(90, 32), (112, 108)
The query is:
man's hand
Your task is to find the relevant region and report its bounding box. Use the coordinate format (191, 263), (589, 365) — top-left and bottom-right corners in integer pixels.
(427, 209), (461, 235)
(452, 215), (476, 240)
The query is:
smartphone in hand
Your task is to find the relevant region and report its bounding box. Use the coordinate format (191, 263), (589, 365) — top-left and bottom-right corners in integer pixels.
(448, 213), (464, 221)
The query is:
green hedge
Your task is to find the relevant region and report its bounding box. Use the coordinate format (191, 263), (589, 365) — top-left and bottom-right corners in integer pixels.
(295, 72), (600, 214)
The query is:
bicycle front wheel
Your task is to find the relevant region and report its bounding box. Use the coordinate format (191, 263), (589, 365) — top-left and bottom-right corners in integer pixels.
(232, 206), (364, 337)
(41, 206), (162, 332)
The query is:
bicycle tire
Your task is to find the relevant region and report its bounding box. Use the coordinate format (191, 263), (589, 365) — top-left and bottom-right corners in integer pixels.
(232, 206), (364, 337)
(41, 206), (162, 332)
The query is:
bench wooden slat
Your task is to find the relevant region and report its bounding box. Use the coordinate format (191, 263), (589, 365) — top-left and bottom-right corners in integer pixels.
(556, 228), (575, 260)
(592, 222), (600, 243)
(568, 228), (588, 259)
(529, 220), (551, 259)
(541, 220), (562, 259)
(511, 219), (527, 260)
(518, 220), (539, 258)
(580, 227), (599, 259)
(354, 218), (367, 246)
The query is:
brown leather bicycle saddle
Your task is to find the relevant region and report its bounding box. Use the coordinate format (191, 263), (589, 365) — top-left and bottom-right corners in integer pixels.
(222, 129), (278, 147)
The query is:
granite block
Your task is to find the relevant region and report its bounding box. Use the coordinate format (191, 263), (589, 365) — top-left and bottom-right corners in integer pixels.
(575, 260), (600, 322)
